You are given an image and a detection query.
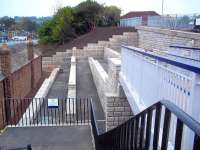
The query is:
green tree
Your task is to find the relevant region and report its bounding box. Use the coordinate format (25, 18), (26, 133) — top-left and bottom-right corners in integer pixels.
(101, 6), (121, 26)
(0, 16), (15, 30)
(37, 0), (123, 45)
(38, 19), (55, 44)
(38, 7), (75, 44)
(19, 17), (38, 31)
(53, 7), (75, 44)
(74, 0), (103, 32)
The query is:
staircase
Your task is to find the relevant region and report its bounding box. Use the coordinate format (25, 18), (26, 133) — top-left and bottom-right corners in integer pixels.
(91, 100), (200, 150)
(42, 27), (136, 57)
(1, 98), (200, 149)
(42, 31), (138, 68)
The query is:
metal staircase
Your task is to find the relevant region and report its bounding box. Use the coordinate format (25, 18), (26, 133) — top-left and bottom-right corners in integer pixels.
(91, 100), (200, 150)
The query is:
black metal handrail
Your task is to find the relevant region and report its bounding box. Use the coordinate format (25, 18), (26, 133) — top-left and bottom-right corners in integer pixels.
(91, 100), (200, 150)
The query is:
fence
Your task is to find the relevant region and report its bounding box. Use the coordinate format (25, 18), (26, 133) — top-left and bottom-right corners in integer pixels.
(0, 98), (91, 127)
(120, 17), (142, 27)
(147, 16), (194, 29)
(120, 15), (194, 29)
(120, 46), (200, 115)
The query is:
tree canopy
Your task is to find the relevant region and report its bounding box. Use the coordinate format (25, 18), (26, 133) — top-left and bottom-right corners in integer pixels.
(0, 17), (15, 30)
(38, 0), (121, 44)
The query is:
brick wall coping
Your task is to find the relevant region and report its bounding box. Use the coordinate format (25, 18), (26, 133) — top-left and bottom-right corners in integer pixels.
(136, 26), (200, 40)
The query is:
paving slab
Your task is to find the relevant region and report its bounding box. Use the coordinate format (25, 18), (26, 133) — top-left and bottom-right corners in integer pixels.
(76, 58), (105, 132)
(47, 59), (71, 99)
(0, 126), (93, 150)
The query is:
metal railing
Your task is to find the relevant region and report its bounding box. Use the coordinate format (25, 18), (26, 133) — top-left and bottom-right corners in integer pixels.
(91, 100), (200, 150)
(1, 98), (91, 127)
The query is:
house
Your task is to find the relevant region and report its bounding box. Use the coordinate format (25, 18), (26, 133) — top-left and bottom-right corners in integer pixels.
(120, 11), (160, 27)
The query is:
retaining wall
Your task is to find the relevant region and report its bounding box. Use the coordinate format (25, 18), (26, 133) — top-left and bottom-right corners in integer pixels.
(89, 57), (133, 131)
(106, 95), (133, 131)
(88, 57), (108, 112)
(104, 48), (120, 63)
(136, 26), (200, 51)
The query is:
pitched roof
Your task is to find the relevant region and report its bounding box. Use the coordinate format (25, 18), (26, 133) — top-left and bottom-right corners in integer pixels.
(121, 11), (160, 19)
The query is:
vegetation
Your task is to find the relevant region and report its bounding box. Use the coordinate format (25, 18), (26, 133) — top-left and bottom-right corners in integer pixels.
(38, 0), (121, 44)
(0, 16), (39, 32)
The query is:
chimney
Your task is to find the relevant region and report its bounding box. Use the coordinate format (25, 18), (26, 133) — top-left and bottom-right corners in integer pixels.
(0, 44), (11, 76)
(27, 38), (34, 61)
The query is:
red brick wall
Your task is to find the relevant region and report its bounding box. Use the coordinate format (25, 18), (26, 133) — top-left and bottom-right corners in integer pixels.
(10, 63), (32, 98)
(0, 80), (6, 129)
(0, 56), (42, 129)
(32, 56), (42, 88)
(10, 56), (42, 98)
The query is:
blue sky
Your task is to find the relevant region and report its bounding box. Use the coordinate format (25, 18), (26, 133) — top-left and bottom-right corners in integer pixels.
(0, 0), (200, 17)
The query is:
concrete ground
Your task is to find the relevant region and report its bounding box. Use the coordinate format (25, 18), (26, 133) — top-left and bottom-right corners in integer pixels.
(29, 58), (105, 127)
(47, 58), (71, 98)
(76, 58), (105, 133)
(0, 126), (93, 150)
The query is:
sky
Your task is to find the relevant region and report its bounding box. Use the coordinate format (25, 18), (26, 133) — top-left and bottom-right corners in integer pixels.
(0, 0), (200, 17)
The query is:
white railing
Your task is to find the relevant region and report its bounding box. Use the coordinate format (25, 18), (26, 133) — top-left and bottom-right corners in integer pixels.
(120, 45), (200, 149)
(169, 45), (200, 61)
(120, 45), (200, 118)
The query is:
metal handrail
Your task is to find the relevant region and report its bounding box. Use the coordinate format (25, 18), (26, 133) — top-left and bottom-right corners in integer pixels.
(170, 45), (200, 51)
(91, 99), (200, 150)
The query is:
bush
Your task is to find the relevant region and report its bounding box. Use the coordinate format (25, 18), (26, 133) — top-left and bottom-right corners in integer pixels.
(38, 0), (121, 44)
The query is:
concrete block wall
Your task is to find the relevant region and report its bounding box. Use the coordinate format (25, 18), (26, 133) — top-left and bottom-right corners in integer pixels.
(136, 26), (200, 51)
(106, 58), (121, 94)
(89, 56), (133, 131)
(104, 48), (120, 63)
(106, 95), (133, 131)
(68, 56), (76, 98)
(108, 32), (138, 52)
(42, 31), (137, 67)
(67, 56), (76, 114)
(88, 57), (108, 112)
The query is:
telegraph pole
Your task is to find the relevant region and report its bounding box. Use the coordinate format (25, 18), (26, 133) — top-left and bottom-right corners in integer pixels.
(162, 0), (164, 15)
